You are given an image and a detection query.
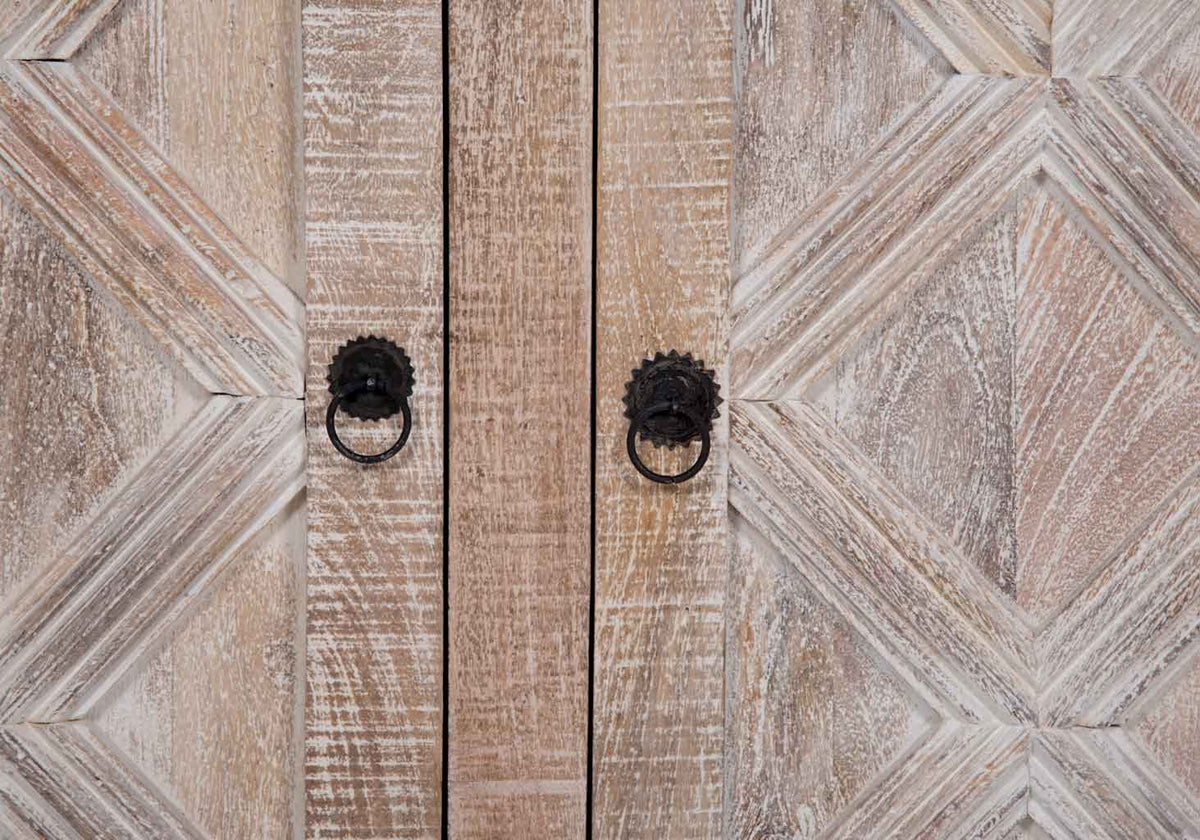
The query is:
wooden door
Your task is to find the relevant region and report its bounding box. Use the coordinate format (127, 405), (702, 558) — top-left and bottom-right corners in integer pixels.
(7, 0), (1200, 838)
(725, 0), (1200, 837)
(0, 0), (443, 836)
(591, 1), (1200, 838)
(0, 0), (308, 834)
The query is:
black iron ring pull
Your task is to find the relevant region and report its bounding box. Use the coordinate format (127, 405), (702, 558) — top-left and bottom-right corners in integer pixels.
(326, 336), (415, 465)
(626, 402), (711, 484)
(622, 350), (721, 485)
(326, 378), (413, 464)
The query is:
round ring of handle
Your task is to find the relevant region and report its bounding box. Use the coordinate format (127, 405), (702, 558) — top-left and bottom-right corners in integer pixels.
(626, 401), (711, 485)
(326, 378), (413, 464)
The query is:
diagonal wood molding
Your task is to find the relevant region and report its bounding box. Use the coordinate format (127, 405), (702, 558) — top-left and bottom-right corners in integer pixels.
(892, 0), (1051, 76)
(0, 395), (304, 725)
(732, 400), (1037, 725)
(1, 0), (119, 60)
(0, 721), (208, 839)
(733, 401), (1200, 835)
(730, 65), (1200, 835)
(0, 60), (304, 397)
(732, 75), (1047, 400)
(727, 508), (1035, 838)
(733, 77), (1200, 402)
(0, 6), (307, 834)
(1052, 0), (1200, 78)
(832, 724), (1028, 838)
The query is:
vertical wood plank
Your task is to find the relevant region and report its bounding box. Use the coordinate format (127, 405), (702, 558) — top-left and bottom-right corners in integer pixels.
(447, 0), (593, 835)
(303, 0), (444, 834)
(592, 0), (733, 836)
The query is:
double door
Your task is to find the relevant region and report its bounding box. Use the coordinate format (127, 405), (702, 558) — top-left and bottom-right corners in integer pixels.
(2, 0), (1200, 837)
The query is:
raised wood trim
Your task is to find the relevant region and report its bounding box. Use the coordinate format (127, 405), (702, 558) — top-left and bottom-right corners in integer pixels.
(892, 0), (1050, 76)
(0, 61), (304, 397)
(729, 22), (1200, 829)
(1, 0), (310, 835)
(0, 722), (207, 839)
(731, 400), (1036, 724)
(731, 77), (1046, 401)
(0, 396), (304, 724)
(1052, 0), (1200, 77)
(1, 0), (119, 60)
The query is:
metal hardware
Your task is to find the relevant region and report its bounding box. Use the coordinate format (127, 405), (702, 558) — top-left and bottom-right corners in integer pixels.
(623, 350), (721, 484)
(326, 336), (415, 464)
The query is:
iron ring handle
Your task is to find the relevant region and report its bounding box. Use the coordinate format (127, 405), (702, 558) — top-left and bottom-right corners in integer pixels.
(626, 401), (711, 485)
(326, 379), (412, 464)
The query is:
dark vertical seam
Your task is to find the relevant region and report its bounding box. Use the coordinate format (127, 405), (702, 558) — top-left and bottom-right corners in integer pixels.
(441, 0), (451, 834)
(586, 0), (600, 837)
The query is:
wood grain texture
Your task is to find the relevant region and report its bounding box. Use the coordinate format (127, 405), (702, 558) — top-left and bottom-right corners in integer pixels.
(302, 0), (444, 835)
(0, 396), (304, 723)
(0, 503), (304, 840)
(0, 2), (44, 53)
(0, 181), (204, 608)
(0, 387), (303, 836)
(76, 0), (305, 293)
(447, 0), (591, 835)
(731, 76), (1045, 401)
(1136, 650), (1200, 808)
(591, 0), (732, 837)
(804, 204), (1018, 597)
(0, 746), (84, 840)
(1052, 0), (1200, 78)
(731, 6), (1200, 834)
(1142, 16), (1200, 139)
(894, 0), (1050, 75)
(732, 0), (951, 272)
(1015, 185), (1200, 620)
(1, 0), (122, 59)
(0, 60), (305, 396)
(94, 498), (304, 840)
(1, 1), (307, 833)
(726, 512), (934, 839)
(0, 721), (207, 839)
(731, 400), (1037, 726)
(1047, 80), (1200, 337)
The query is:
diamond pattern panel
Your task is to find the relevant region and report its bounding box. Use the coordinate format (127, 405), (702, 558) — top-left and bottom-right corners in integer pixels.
(732, 29), (1200, 832)
(734, 0), (952, 270)
(726, 514), (936, 839)
(804, 201), (1018, 596)
(0, 2), (305, 837)
(0, 182), (205, 607)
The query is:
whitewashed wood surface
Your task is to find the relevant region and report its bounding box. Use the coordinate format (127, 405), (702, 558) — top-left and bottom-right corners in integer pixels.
(0, 0), (305, 837)
(303, 0), (444, 836)
(5, 0), (1200, 838)
(591, 0), (732, 838)
(729, 0), (1200, 837)
(446, 0), (592, 835)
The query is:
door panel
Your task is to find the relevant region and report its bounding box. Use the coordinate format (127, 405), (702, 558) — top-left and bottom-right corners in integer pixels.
(0, 2), (306, 836)
(591, 1), (732, 838)
(6, 1), (1200, 837)
(74, 0), (305, 295)
(729, 1), (1200, 837)
(302, 0), (444, 834)
(447, 0), (592, 834)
